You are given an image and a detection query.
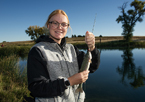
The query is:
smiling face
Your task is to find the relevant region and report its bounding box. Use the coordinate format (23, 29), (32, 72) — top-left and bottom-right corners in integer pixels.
(47, 13), (68, 44)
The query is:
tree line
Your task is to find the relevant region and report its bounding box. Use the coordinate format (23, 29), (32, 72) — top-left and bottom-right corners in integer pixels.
(25, 0), (145, 42)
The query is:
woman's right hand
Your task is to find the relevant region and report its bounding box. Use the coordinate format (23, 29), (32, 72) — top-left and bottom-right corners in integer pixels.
(68, 70), (90, 86)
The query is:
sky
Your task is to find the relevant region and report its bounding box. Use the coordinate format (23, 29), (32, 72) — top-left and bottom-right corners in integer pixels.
(0, 0), (145, 43)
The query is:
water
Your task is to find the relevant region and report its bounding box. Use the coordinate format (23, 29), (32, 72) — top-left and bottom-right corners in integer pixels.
(18, 56), (27, 73)
(19, 48), (145, 102)
(85, 48), (145, 102)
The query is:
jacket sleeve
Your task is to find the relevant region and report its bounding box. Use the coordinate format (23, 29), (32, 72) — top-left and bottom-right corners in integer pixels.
(27, 47), (67, 98)
(89, 48), (100, 73)
(74, 46), (100, 73)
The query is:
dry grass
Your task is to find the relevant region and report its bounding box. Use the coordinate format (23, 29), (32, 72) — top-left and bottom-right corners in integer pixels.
(0, 40), (35, 47)
(1, 36), (145, 46)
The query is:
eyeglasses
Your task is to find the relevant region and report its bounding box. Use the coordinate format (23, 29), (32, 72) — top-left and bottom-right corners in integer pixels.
(49, 21), (69, 29)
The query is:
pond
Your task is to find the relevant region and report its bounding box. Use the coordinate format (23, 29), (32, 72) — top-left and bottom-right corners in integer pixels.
(85, 48), (145, 102)
(19, 48), (145, 102)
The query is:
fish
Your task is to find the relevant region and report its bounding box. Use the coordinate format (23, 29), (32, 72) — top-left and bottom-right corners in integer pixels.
(75, 49), (92, 93)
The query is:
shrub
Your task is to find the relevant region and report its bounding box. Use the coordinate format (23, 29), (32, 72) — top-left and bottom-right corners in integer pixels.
(0, 46), (31, 57)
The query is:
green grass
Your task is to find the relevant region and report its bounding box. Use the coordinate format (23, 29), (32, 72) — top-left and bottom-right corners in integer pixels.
(0, 46), (31, 57)
(72, 40), (145, 50)
(0, 55), (31, 102)
(96, 40), (145, 49)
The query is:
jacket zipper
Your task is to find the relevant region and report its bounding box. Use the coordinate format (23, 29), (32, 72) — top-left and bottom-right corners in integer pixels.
(56, 54), (63, 71)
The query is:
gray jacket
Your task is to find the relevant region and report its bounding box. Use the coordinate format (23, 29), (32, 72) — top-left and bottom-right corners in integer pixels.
(32, 42), (85, 102)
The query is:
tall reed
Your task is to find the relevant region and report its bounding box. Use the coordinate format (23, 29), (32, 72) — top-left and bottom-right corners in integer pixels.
(0, 55), (30, 102)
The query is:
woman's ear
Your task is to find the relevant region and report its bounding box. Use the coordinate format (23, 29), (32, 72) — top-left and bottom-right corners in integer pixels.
(47, 24), (49, 28)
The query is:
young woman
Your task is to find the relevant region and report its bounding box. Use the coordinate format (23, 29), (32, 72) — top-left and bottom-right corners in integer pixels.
(27, 9), (100, 102)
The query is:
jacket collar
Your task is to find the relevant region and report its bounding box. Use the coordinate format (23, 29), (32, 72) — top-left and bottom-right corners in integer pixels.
(36, 35), (66, 50)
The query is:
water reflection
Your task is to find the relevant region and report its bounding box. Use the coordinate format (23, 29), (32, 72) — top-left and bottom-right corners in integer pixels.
(117, 48), (145, 88)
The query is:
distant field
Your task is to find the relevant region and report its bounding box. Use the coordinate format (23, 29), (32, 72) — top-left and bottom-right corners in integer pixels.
(0, 40), (35, 47)
(1, 36), (145, 46)
(66, 36), (145, 43)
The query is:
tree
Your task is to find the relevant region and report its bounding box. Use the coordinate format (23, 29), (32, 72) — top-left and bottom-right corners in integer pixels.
(2, 41), (6, 43)
(116, 0), (145, 42)
(99, 35), (103, 43)
(72, 34), (77, 38)
(78, 35), (83, 37)
(25, 26), (49, 41)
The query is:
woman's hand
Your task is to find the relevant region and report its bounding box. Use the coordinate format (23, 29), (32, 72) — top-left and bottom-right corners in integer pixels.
(68, 70), (90, 86)
(85, 31), (95, 51)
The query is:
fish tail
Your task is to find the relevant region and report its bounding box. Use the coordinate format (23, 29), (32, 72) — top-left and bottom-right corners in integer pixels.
(75, 84), (83, 93)
(75, 87), (83, 93)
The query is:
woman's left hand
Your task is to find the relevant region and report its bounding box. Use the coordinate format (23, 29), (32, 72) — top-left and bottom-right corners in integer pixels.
(85, 31), (95, 51)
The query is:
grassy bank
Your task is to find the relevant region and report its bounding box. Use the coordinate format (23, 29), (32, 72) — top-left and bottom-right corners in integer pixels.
(67, 36), (145, 49)
(0, 55), (31, 102)
(96, 40), (145, 49)
(1, 40), (145, 54)
(73, 40), (145, 49)
(0, 46), (31, 58)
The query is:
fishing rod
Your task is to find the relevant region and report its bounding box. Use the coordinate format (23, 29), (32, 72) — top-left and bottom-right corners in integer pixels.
(92, 13), (97, 33)
(88, 13), (97, 51)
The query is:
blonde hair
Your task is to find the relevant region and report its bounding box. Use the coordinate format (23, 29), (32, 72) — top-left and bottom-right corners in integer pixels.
(45, 9), (70, 27)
